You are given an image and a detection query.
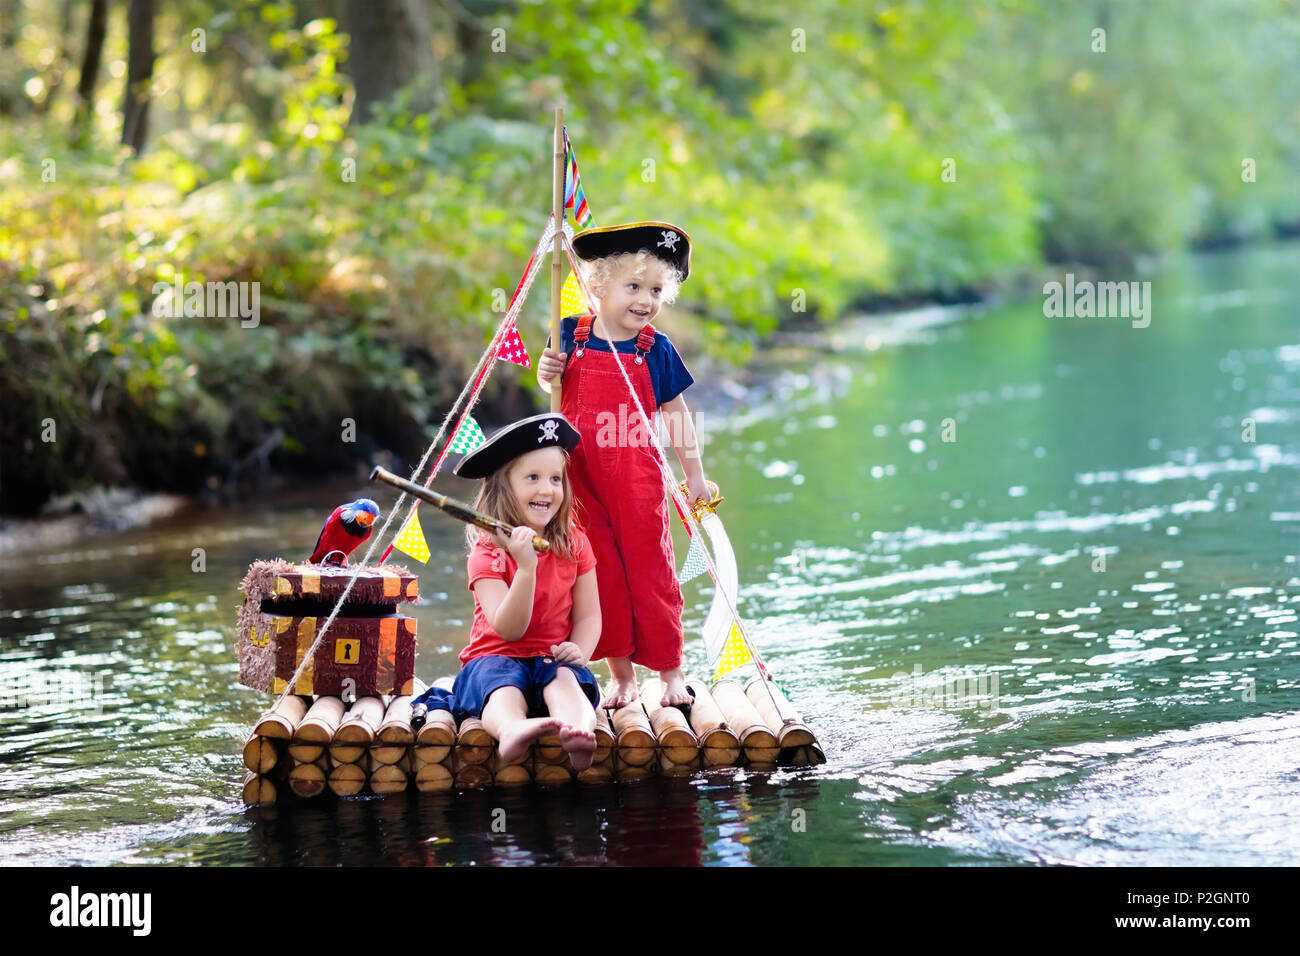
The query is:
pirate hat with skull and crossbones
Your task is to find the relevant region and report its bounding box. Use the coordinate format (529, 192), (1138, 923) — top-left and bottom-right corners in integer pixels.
(453, 413), (582, 479)
(572, 221), (691, 281)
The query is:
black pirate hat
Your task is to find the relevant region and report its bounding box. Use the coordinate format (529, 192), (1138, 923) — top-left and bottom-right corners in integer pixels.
(572, 221), (691, 280)
(453, 413), (581, 480)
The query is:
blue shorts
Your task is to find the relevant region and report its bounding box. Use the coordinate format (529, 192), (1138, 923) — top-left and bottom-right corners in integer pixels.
(412, 655), (600, 721)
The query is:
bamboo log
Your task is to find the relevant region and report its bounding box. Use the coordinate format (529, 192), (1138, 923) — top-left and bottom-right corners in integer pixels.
(455, 718), (494, 766)
(658, 751), (699, 778)
(786, 744), (827, 767)
(331, 696), (385, 763)
(549, 105), (565, 414)
(288, 741), (324, 763)
(593, 706), (615, 764)
(743, 760), (778, 772)
(329, 741), (366, 764)
(490, 752), (533, 788)
(452, 754), (493, 790)
(610, 702), (656, 766)
(372, 729), (413, 764)
(532, 758), (574, 788)
(414, 707), (457, 763)
(329, 759), (367, 797)
(253, 694), (310, 739)
(288, 756), (329, 798)
(241, 770), (277, 806)
(334, 696), (385, 744)
(744, 676), (816, 748)
(374, 693), (417, 760)
(576, 762), (614, 785)
(641, 678), (700, 765)
(711, 680), (779, 762)
(613, 753), (653, 782)
(368, 752), (412, 795)
(684, 679), (742, 766)
(413, 755), (454, 793)
(241, 732), (280, 774)
(292, 695), (345, 761)
(534, 733), (565, 765)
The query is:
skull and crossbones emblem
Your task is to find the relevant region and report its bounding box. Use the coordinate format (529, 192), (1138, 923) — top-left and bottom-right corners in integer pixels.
(538, 420), (560, 443)
(657, 230), (680, 252)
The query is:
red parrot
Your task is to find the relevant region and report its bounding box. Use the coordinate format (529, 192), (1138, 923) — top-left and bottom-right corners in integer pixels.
(308, 499), (381, 565)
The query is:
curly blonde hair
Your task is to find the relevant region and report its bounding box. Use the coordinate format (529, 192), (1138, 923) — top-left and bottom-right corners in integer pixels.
(580, 251), (685, 306)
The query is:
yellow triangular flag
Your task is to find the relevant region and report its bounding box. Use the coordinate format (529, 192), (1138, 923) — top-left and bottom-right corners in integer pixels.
(392, 509), (431, 564)
(560, 269), (588, 318)
(712, 622), (751, 681)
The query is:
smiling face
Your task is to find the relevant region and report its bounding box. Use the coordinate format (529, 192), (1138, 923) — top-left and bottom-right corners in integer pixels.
(595, 256), (674, 339)
(505, 446), (569, 533)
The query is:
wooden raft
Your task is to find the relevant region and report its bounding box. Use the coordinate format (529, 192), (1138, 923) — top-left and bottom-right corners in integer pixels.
(240, 675), (824, 806)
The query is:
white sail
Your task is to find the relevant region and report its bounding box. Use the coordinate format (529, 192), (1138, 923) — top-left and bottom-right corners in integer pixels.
(698, 511), (739, 666)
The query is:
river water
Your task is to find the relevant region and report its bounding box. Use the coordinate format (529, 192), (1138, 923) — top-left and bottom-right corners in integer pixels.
(1, 243), (1296, 866)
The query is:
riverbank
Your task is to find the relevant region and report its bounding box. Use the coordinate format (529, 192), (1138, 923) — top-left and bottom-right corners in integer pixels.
(0, 486), (191, 556)
(0, 287), (974, 549)
(5, 238), (1296, 547)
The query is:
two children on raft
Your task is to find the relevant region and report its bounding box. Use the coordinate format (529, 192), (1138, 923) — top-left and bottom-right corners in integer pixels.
(412, 222), (710, 771)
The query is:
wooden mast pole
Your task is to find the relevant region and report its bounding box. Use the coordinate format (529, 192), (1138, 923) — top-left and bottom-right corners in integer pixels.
(550, 106), (565, 412)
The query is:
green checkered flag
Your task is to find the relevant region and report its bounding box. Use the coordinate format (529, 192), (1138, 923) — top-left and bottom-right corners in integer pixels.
(448, 415), (486, 455)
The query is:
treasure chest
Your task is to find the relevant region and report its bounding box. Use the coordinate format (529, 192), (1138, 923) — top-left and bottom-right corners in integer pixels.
(237, 559), (418, 697)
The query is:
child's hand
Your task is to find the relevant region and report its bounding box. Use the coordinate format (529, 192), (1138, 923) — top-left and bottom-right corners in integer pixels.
(686, 474), (711, 510)
(550, 642), (588, 667)
(493, 525), (539, 572)
(538, 348), (566, 385)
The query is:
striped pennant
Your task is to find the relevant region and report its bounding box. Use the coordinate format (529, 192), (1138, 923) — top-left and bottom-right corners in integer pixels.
(563, 126), (595, 229)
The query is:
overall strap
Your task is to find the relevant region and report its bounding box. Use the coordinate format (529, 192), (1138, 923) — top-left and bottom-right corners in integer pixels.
(573, 313), (595, 356)
(634, 323), (657, 365)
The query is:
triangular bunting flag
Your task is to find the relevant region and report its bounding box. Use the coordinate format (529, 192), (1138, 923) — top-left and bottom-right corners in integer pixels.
(677, 532), (709, 584)
(447, 415), (486, 455)
(563, 126), (595, 229)
(560, 269), (589, 318)
(496, 322), (531, 368)
(392, 509), (431, 564)
(712, 622), (751, 681)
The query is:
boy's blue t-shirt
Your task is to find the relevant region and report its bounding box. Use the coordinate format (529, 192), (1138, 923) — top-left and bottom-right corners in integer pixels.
(556, 316), (695, 408)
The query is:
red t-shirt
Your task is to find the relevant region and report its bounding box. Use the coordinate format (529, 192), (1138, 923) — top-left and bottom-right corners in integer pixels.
(461, 528), (596, 664)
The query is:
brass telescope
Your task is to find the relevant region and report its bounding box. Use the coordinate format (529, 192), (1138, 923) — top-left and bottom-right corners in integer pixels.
(368, 466), (550, 553)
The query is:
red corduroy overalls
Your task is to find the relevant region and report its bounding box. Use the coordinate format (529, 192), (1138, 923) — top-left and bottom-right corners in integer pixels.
(560, 315), (684, 671)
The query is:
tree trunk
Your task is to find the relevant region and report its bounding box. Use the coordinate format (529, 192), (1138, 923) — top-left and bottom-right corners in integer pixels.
(0, 0), (17, 50)
(347, 0), (436, 126)
(0, 0), (21, 115)
(121, 0), (156, 153)
(450, 0), (507, 89)
(71, 0), (108, 142)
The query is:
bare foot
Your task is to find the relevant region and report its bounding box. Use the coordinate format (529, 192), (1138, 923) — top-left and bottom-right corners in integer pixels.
(497, 717), (562, 763)
(603, 675), (639, 711)
(559, 723), (597, 771)
(659, 667), (691, 708)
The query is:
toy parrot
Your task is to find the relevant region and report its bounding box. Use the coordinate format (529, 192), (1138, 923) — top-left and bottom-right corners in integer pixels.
(308, 499), (381, 566)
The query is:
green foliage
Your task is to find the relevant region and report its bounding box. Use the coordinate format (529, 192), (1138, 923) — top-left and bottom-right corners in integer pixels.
(1, 0), (1297, 511)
